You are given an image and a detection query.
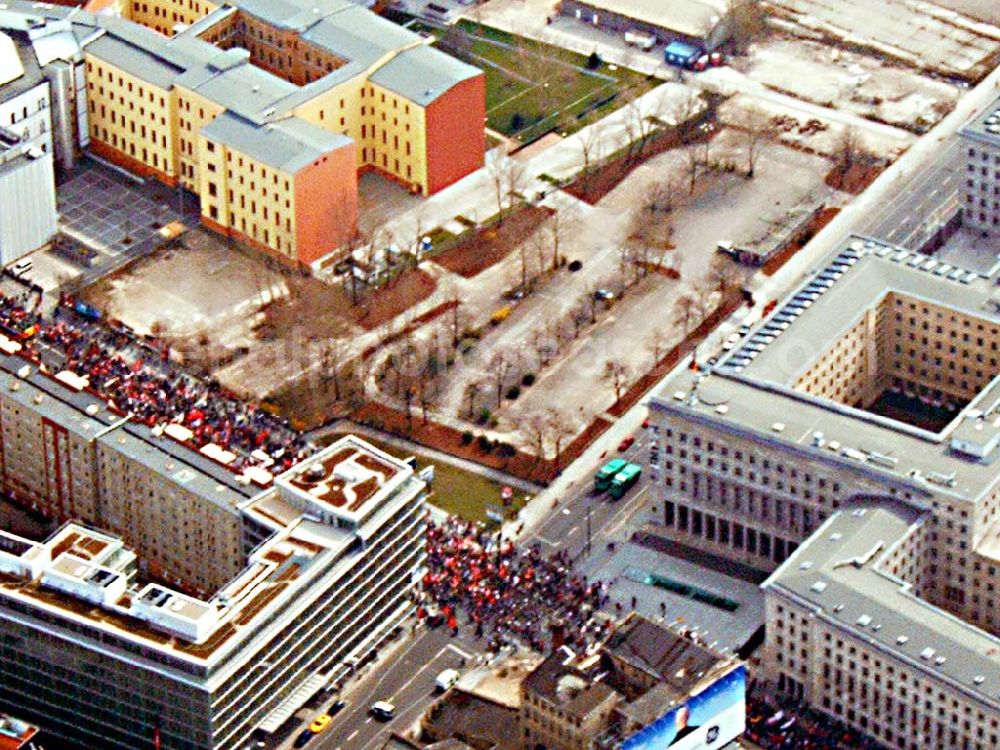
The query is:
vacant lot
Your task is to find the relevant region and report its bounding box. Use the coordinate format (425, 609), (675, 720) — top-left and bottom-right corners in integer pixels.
(763, 0), (1000, 82)
(81, 230), (287, 351)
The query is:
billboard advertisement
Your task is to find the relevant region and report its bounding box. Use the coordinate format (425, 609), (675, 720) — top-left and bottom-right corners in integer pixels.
(621, 664), (746, 750)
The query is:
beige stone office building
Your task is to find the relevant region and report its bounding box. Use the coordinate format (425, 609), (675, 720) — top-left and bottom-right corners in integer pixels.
(763, 505), (1000, 750)
(960, 95), (1000, 234)
(648, 234), (1000, 746)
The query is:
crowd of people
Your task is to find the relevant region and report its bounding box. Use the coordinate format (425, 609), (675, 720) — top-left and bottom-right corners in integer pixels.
(746, 691), (878, 750)
(419, 518), (612, 653)
(0, 290), (308, 472)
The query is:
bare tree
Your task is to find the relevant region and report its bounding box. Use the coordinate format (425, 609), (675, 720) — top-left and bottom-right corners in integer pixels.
(668, 88), (703, 129)
(647, 327), (671, 365)
(544, 204), (576, 271)
(674, 291), (708, 334)
(525, 412), (550, 461)
(683, 139), (713, 195)
(517, 236), (535, 289)
(464, 380), (482, 419)
(707, 254), (743, 295)
(547, 408), (575, 466)
(487, 157), (527, 224)
(726, 0), (768, 54)
(743, 107), (774, 178)
(487, 349), (516, 407)
(602, 359), (632, 402)
(834, 126), (865, 177)
(578, 121), (605, 175)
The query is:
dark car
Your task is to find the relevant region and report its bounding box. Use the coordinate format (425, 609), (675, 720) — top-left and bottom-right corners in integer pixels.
(567, 259), (583, 272)
(329, 699), (347, 716)
(293, 729), (314, 748)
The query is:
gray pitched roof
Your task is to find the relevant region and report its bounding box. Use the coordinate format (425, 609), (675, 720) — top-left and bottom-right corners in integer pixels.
(201, 111), (351, 173)
(368, 44), (481, 107)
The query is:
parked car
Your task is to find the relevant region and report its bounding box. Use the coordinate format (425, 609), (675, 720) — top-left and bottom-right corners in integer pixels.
(329, 699), (347, 715)
(618, 434), (636, 452)
(294, 729), (314, 748)
(567, 259), (583, 272)
(593, 288), (615, 301)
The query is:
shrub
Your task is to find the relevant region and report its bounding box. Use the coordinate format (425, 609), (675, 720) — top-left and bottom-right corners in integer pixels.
(477, 407), (492, 425)
(496, 443), (517, 458)
(505, 385), (521, 400)
(521, 372), (536, 386)
(511, 112), (525, 131)
(489, 416), (499, 428)
(461, 430), (474, 445)
(586, 51), (601, 70)
(477, 434), (493, 452)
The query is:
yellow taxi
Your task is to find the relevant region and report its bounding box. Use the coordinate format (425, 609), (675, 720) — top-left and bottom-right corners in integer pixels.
(309, 714), (332, 734)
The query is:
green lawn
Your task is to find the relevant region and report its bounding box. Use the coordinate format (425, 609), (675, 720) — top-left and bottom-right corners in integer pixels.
(318, 432), (526, 524)
(409, 20), (658, 143)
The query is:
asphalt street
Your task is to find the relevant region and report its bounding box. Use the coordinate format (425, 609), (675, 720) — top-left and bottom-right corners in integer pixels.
(288, 627), (473, 750)
(524, 428), (655, 560)
(858, 137), (963, 249)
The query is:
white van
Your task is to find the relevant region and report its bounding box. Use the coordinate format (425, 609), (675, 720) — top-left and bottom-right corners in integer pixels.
(624, 30), (656, 51)
(435, 668), (460, 693)
(10, 258), (32, 277)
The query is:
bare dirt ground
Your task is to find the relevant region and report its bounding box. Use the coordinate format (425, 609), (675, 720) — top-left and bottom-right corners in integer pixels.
(434, 206), (555, 278)
(738, 39), (961, 132)
(82, 230), (288, 352)
(763, 0), (1000, 82)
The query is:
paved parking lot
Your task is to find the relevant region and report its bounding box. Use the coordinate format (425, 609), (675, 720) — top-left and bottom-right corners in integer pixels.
(58, 159), (185, 256)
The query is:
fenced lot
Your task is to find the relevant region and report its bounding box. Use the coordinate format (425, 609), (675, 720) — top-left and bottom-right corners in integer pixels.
(413, 19), (658, 143)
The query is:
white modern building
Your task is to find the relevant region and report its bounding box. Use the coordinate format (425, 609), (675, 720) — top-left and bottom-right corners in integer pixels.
(0, 11), (92, 173)
(0, 128), (57, 263)
(0, 436), (427, 750)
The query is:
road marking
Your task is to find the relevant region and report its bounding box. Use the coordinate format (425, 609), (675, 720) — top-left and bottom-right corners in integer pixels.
(568, 525), (579, 536)
(605, 485), (650, 538)
(447, 644), (473, 659)
(348, 729), (360, 740)
(535, 535), (558, 547)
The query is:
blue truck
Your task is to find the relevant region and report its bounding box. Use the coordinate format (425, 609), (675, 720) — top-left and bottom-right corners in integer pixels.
(664, 40), (703, 69)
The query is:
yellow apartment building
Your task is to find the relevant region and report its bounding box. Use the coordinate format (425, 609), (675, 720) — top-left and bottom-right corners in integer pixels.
(69, 0), (484, 266)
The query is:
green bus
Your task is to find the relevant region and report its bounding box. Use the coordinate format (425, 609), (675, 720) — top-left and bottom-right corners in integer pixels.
(609, 463), (642, 499)
(594, 458), (628, 492)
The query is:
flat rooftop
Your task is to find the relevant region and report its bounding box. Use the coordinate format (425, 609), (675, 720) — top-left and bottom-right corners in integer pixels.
(653, 236), (1000, 503)
(763, 504), (1000, 710)
(0, 340), (262, 511)
(276, 435), (409, 522)
(960, 94), (1000, 146)
(0, 512), (347, 664)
